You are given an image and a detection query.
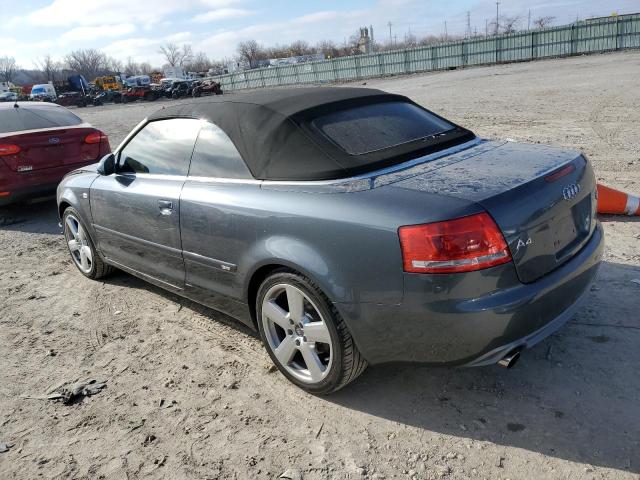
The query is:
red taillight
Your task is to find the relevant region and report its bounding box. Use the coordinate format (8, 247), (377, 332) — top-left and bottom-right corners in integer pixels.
(84, 131), (107, 144)
(398, 212), (512, 274)
(0, 144), (20, 156)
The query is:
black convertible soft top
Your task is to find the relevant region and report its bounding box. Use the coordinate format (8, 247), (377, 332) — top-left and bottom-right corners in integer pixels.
(148, 87), (474, 181)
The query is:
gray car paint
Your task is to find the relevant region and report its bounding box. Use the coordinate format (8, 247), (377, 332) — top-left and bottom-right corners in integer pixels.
(57, 127), (603, 366)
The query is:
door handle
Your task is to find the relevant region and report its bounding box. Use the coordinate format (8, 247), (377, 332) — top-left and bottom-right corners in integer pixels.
(158, 200), (173, 215)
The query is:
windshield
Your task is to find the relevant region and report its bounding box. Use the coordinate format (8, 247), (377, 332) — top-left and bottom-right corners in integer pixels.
(31, 87), (46, 94)
(0, 106), (82, 133)
(311, 101), (455, 155)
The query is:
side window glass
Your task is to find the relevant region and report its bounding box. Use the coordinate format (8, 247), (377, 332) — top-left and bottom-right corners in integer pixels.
(118, 118), (201, 176)
(189, 122), (252, 179)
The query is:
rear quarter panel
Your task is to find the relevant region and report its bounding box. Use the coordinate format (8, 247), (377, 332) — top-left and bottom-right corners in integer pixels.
(180, 179), (482, 309)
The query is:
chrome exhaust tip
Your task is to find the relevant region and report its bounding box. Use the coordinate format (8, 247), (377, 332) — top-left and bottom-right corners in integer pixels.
(498, 349), (521, 369)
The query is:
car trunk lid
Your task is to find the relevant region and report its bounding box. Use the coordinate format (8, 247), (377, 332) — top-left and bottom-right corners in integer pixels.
(0, 127), (103, 173)
(387, 141), (597, 283)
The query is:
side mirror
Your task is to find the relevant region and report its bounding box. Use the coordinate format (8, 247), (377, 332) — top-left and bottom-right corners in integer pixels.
(97, 153), (115, 176)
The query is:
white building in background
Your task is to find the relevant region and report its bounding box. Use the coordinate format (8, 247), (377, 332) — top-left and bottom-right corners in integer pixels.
(163, 66), (186, 80)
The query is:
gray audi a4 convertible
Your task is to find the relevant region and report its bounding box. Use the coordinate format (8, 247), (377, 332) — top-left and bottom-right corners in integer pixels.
(57, 87), (603, 393)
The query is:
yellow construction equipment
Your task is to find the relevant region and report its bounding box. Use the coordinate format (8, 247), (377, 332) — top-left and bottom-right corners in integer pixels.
(94, 75), (123, 91)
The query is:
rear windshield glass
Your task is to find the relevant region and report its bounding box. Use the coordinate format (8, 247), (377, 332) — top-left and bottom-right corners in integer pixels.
(0, 107), (83, 134)
(311, 101), (454, 155)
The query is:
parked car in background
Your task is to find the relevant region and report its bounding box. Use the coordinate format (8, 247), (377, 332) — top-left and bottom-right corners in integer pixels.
(29, 84), (57, 102)
(0, 92), (18, 102)
(168, 80), (192, 99)
(0, 102), (110, 206)
(55, 91), (102, 108)
(94, 90), (122, 104)
(192, 80), (223, 97)
(122, 86), (159, 103)
(56, 88), (603, 394)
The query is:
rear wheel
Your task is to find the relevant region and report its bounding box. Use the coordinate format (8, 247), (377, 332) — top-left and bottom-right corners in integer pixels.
(256, 271), (367, 394)
(63, 207), (113, 279)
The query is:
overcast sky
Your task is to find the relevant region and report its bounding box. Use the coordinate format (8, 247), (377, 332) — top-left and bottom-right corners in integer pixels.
(2, 0), (638, 67)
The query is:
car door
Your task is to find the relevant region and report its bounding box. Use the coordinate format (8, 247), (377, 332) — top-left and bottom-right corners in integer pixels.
(180, 121), (258, 309)
(90, 118), (202, 289)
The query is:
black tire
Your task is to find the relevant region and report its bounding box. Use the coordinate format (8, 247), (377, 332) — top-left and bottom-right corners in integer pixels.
(62, 207), (113, 280)
(256, 270), (367, 394)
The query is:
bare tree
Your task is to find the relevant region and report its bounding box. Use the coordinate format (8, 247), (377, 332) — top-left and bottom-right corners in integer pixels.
(501, 15), (521, 34)
(158, 43), (193, 67)
(107, 57), (124, 73)
(124, 57), (139, 76)
(488, 15), (520, 35)
(288, 40), (312, 57)
(180, 44), (193, 67)
(34, 54), (61, 82)
(0, 56), (18, 83)
(138, 62), (154, 75)
(405, 33), (418, 47)
(185, 51), (211, 73)
(64, 49), (108, 79)
(237, 39), (266, 69)
(316, 40), (339, 59)
(158, 43), (181, 66)
(533, 16), (555, 29)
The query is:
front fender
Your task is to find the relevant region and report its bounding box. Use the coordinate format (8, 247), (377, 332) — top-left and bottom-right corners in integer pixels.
(56, 172), (99, 240)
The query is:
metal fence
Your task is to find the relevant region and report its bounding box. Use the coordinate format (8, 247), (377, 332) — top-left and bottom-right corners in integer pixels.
(211, 13), (640, 92)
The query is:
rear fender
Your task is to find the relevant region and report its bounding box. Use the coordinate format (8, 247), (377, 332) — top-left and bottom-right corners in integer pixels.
(240, 235), (340, 304)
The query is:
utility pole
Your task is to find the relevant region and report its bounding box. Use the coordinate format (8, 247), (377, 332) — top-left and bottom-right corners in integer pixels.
(387, 21), (393, 45)
(444, 21), (448, 41)
(527, 9), (531, 30)
(485, 18), (489, 36)
(495, 1), (500, 35)
(466, 11), (471, 38)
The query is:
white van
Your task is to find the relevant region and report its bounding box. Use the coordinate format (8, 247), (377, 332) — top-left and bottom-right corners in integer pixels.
(30, 84), (57, 101)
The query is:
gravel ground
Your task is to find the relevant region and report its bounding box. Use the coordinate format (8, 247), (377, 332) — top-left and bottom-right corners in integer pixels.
(1, 51), (639, 480)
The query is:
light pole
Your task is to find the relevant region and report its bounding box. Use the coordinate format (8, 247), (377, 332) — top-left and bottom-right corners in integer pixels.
(495, 2), (500, 35)
(388, 21), (393, 45)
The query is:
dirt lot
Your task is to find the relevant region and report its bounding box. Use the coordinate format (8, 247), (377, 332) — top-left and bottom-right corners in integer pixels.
(1, 51), (639, 480)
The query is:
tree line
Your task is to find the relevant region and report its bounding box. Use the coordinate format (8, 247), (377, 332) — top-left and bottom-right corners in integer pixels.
(1, 14), (556, 85)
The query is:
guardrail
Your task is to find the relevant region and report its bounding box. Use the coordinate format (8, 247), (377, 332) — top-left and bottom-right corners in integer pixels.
(211, 13), (640, 91)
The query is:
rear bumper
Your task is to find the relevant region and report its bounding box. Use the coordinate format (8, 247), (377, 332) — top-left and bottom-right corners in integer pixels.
(0, 163), (95, 206)
(337, 222), (604, 366)
(0, 183), (58, 206)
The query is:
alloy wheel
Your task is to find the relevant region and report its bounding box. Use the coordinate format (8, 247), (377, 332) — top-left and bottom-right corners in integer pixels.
(64, 214), (93, 274)
(261, 283), (333, 384)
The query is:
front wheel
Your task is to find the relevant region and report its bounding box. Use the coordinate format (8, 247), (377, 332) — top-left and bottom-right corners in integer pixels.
(256, 271), (367, 394)
(63, 207), (113, 279)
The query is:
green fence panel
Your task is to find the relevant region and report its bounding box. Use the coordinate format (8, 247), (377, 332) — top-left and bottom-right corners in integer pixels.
(210, 14), (640, 92)
(358, 53), (382, 78)
(620, 15), (640, 48)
